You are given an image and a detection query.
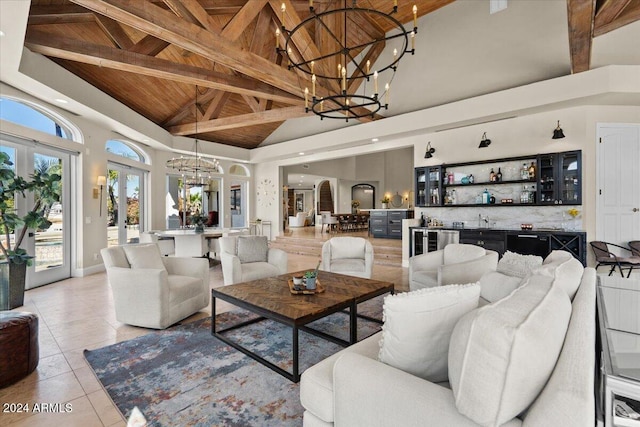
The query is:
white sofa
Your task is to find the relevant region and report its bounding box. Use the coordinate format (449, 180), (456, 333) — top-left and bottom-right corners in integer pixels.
(300, 251), (595, 427)
(219, 235), (288, 285)
(409, 243), (499, 290)
(100, 243), (209, 329)
(320, 237), (374, 279)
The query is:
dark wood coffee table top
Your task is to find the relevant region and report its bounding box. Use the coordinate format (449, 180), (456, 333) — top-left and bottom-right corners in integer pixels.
(213, 270), (394, 324)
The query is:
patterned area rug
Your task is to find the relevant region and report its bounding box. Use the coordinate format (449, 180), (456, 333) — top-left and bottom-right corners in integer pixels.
(84, 297), (384, 426)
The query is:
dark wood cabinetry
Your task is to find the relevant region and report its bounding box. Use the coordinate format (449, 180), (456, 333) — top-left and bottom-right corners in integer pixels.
(537, 151), (582, 205)
(370, 210), (414, 239)
(460, 230), (506, 255)
(415, 150), (582, 207)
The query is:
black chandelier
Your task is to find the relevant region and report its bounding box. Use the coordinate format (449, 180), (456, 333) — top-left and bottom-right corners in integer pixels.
(166, 86), (220, 185)
(277, 1), (418, 121)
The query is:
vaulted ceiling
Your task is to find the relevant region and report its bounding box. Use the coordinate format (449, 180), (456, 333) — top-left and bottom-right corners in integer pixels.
(22, 0), (640, 149)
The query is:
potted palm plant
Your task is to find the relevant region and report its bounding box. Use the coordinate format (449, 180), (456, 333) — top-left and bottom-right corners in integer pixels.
(0, 152), (61, 309)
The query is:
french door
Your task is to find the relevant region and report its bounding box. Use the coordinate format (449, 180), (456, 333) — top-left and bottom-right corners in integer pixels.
(107, 163), (145, 246)
(0, 136), (72, 288)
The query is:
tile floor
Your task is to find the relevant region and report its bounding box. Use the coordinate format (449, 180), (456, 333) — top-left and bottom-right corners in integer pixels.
(1, 230), (408, 426)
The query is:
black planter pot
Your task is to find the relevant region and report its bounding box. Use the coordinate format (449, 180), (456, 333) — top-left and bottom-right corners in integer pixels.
(0, 261), (27, 310)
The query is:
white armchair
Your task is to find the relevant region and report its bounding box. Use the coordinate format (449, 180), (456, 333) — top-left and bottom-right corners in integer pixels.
(321, 237), (374, 278)
(409, 243), (498, 291)
(219, 235), (288, 285)
(288, 212), (307, 227)
(100, 243), (209, 329)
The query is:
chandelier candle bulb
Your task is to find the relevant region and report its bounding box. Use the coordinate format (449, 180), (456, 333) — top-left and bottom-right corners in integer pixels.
(411, 31), (415, 50)
(342, 67), (346, 91)
(275, 29), (280, 49)
(304, 88), (309, 108)
(385, 83), (390, 106)
(393, 48), (397, 62)
(281, 3), (285, 23)
(413, 5), (418, 28)
(311, 74), (316, 97)
(337, 64), (341, 78)
(366, 60), (370, 75)
(374, 71), (378, 94)
(310, 60), (315, 74)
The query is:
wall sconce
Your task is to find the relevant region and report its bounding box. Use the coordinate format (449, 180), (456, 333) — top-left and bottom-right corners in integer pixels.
(478, 132), (491, 148)
(96, 175), (106, 216)
(424, 142), (436, 159)
(552, 120), (565, 139)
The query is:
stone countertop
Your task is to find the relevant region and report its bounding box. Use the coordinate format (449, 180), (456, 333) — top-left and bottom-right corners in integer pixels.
(409, 226), (584, 233)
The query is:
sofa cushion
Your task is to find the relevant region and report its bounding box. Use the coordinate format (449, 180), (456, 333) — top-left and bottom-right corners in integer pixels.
(122, 244), (165, 271)
(331, 237), (366, 260)
(496, 251), (543, 278)
(168, 275), (202, 304)
(300, 333), (381, 423)
(478, 271), (524, 303)
(330, 258), (365, 273)
(443, 244), (487, 265)
(237, 236), (268, 263)
(378, 283), (480, 382)
(448, 274), (572, 427)
(240, 262), (280, 283)
(536, 250), (584, 299)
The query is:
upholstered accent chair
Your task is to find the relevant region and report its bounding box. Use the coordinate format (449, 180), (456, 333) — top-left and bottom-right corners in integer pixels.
(100, 243), (210, 329)
(320, 237), (374, 279)
(320, 211), (338, 233)
(289, 212), (307, 227)
(218, 235), (288, 285)
(409, 243), (499, 291)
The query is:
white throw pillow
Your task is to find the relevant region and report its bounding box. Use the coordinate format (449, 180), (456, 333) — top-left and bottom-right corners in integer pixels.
(496, 251), (543, 278)
(478, 271), (524, 303)
(378, 283), (480, 382)
(122, 244), (165, 270)
(237, 236), (269, 263)
(535, 250), (584, 300)
(448, 274), (571, 427)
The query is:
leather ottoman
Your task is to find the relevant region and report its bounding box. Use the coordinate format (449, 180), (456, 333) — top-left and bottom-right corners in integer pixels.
(0, 311), (39, 388)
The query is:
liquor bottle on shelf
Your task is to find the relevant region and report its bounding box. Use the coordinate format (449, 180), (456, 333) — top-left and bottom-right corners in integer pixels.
(496, 167), (502, 182)
(489, 168), (496, 182)
(469, 174), (474, 184)
(520, 185), (530, 204)
(530, 185), (536, 204)
(451, 189), (457, 205)
(521, 164), (529, 180)
(482, 189), (490, 204)
(528, 162), (536, 180)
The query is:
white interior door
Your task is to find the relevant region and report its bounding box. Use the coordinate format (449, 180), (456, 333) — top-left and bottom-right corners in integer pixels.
(596, 124), (640, 252)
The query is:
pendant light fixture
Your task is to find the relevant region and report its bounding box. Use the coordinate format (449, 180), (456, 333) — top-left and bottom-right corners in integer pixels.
(478, 132), (491, 148)
(424, 142), (435, 158)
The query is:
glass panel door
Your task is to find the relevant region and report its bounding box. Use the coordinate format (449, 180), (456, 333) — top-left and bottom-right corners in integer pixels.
(107, 164), (144, 246)
(0, 139), (71, 288)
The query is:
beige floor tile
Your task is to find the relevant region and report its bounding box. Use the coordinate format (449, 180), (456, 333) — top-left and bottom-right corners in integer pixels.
(62, 348), (89, 371)
(73, 366), (102, 395)
(87, 389), (124, 426)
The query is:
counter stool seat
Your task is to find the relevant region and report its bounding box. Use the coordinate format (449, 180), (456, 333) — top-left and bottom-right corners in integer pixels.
(0, 311), (39, 388)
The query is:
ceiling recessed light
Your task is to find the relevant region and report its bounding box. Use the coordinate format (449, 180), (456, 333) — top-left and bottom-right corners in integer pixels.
(299, 152), (304, 155)
(371, 138), (379, 142)
(55, 98), (68, 104)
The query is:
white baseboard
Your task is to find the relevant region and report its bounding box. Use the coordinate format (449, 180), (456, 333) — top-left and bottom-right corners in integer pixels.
(73, 263), (105, 277)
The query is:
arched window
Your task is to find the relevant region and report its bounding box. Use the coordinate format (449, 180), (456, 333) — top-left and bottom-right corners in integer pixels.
(229, 164), (249, 176)
(105, 139), (145, 163)
(0, 96), (78, 141)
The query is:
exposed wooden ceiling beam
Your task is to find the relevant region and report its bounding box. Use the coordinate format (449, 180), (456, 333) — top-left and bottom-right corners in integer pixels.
(203, 91), (233, 120)
(69, 0), (304, 98)
(128, 35), (170, 56)
(594, 1), (640, 36)
(162, 0), (221, 33)
(169, 106), (308, 134)
(567, 0), (596, 74)
(24, 30), (302, 106)
(594, 0), (632, 28)
(163, 89), (217, 127)
(27, 4), (94, 25)
(221, 0), (269, 41)
(94, 15), (134, 49)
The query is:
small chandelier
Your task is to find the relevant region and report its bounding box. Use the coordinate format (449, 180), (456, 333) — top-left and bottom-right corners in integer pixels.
(166, 86), (220, 185)
(278, 1), (418, 121)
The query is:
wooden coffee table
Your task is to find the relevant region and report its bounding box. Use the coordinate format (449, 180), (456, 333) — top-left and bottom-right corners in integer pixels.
(211, 270), (394, 382)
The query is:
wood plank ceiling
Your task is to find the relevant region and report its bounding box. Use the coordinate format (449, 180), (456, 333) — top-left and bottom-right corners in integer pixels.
(23, 0), (640, 149)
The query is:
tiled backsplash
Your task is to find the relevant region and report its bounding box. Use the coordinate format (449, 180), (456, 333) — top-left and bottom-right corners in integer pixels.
(415, 205), (583, 231)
